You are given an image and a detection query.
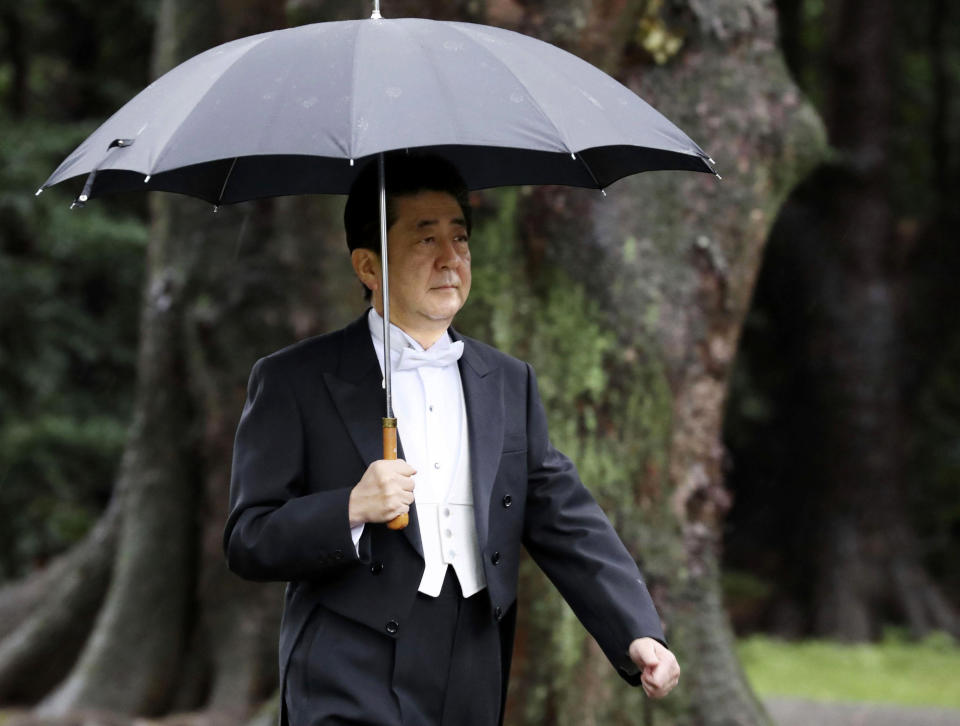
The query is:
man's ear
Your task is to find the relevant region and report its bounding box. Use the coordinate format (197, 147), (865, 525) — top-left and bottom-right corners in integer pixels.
(351, 248), (381, 294)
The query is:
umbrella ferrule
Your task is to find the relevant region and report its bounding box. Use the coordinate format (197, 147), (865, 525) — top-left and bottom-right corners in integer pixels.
(371, 1), (382, 19)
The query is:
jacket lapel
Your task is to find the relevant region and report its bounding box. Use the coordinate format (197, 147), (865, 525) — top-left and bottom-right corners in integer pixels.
(452, 330), (504, 550)
(323, 313), (423, 558)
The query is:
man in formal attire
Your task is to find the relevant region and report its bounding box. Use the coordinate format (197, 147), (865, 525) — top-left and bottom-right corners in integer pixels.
(224, 153), (680, 726)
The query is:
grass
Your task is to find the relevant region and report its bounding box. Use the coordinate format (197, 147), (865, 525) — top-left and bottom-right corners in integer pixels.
(737, 631), (960, 709)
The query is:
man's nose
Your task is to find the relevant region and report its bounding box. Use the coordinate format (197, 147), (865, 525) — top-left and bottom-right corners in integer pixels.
(436, 237), (462, 267)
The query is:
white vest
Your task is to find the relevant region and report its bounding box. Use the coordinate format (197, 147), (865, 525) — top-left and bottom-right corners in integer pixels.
(367, 310), (486, 598)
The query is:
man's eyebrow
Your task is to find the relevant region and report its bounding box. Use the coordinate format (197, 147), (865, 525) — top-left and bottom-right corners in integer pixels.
(415, 217), (467, 229)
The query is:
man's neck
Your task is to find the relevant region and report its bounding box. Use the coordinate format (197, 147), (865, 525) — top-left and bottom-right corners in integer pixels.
(371, 305), (450, 350)
(404, 326), (448, 350)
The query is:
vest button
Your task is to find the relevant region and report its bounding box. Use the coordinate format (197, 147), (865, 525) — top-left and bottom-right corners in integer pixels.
(386, 620), (399, 635)
(494, 606), (503, 620)
(491, 551), (501, 565)
(370, 560), (384, 575)
(502, 495), (513, 508)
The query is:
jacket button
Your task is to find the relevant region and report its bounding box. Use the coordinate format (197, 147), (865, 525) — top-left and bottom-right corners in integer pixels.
(334, 548), (344, 560)
(491, 551), (501, 565)
(502, 495), (512, 508)
(370, 560), (384, 575)
(386, 620), (399, 635)
(494, 606), (503, 620)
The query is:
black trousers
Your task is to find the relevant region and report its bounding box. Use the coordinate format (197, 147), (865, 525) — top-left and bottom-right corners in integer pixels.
(285, 569), (502, 726)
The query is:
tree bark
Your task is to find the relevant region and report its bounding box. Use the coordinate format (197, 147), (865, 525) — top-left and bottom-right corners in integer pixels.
(806, 0), (959, 641)
(455, 2), (826, 724)
(0, 500), (118, 703)
(38, 182), (200, 718)
(37, 2), (230, 715)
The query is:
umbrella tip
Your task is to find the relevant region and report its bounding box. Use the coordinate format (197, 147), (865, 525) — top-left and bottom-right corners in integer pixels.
(350, 158), (355, 167)
(144, 175), (152, 183)
(213, 205), (220, 213)
(70, 195), (87, 210)
(370, 1), (382, 19)
(35, 187), (44, 196)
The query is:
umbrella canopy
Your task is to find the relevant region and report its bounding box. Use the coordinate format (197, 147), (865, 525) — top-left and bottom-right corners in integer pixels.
(40, 13), (717, 531)
(41, 17), (714, 205)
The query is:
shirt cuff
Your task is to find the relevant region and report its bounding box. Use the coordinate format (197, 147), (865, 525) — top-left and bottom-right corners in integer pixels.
(350, 522), (365, 555)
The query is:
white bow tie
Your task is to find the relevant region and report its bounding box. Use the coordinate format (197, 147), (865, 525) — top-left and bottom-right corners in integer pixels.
(394, 340), (464, 371)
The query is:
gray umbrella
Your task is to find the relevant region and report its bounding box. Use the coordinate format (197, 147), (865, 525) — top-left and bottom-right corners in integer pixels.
(41, 14), (715, 202)
(40, 7), (716, 529)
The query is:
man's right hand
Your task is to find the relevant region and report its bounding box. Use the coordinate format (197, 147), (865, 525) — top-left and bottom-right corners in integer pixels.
(348, 459), (416, 527)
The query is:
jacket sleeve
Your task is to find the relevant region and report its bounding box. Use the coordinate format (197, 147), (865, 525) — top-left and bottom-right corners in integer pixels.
(223, 356), (362, 582)
(520, 363), (665, 685)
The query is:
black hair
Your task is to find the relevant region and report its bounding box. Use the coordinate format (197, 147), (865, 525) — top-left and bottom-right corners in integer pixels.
(344, 151), (472, 256)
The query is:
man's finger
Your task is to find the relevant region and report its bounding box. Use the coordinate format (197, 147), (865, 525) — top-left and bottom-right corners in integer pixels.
(628, 637), (661, 668)
(646, 663), (671, 689)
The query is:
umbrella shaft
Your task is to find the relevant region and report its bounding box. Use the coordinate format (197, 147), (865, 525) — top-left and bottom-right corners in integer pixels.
(378, 153), (393, 419)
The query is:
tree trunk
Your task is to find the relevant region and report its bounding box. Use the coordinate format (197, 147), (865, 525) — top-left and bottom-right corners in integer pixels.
(454, 2), (826, 724)
(3, 1), (824, 723)
(37, 1), (284, 716)
(39, 163), (201, 719)
(806, 0), (959, 641)
(0, 500), (118, 703)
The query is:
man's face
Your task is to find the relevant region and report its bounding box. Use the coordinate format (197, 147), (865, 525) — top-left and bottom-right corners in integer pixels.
(369, 190), (472, 334)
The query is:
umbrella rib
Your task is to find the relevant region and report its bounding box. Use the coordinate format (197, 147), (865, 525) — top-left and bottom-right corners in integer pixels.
(575, 153), (606, 192)
(217, 157), (239, 204)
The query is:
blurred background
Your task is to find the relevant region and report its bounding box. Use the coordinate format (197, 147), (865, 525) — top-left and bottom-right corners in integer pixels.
(1, 1), (958, 725)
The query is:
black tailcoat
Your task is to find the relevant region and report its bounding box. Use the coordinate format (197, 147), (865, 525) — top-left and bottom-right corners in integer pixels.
(224, 314), (665, 724)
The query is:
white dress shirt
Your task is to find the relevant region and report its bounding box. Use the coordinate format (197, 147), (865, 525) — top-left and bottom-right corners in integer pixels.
(353, 309), (486, 597)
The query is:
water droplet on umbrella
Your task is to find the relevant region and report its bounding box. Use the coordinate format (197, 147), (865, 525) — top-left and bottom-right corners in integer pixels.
(386, 87), (402, 98)
(509, 92), (524, 104)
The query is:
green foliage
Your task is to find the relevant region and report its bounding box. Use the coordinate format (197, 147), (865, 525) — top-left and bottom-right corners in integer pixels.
(738, 633), (960, 708)
(0, 114), (147, 579)
(0, 0), (156, 581)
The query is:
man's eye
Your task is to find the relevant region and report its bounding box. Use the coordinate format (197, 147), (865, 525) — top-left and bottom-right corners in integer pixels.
(420, 237), (435, 244)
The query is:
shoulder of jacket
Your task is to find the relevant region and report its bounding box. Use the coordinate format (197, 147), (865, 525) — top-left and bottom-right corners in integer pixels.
(255, 325), (350, 378)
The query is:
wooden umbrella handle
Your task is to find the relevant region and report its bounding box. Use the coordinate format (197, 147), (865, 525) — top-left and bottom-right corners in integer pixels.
(383, 418), (408, 530)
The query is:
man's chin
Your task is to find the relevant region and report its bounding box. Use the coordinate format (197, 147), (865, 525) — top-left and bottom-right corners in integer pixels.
(421, 301), (466, 323)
